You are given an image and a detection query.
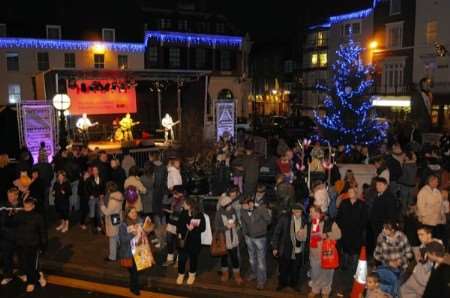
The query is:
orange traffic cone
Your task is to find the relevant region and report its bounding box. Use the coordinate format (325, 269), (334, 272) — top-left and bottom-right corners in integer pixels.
(350, 246), (367, 298)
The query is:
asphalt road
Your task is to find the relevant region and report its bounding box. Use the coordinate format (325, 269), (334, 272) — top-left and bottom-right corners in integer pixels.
(0, 275), (183, 298)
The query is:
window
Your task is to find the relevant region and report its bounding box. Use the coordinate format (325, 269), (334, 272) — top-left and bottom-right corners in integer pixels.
(37, 52), (49, 71)
(195, 48), (206, 69)
(390, 0), (401, 16)
(284, 60), (295, 73)
(102, 28), (115, 42)
(178, 20), (188, 31)
(319, 53), (327, 67)
(148, 46), (158, 64)
(0, 24), (6, 37)
(118, 55), (128, 69)
(386, 22), (403, 48)
(46, 25), (61, 39)
(343, 22), (361, 36)
(169, 48), (180, 68)
(426, 21), (438, 45)
(317, 31), (326, 47)
(160, 18), (172, 30)
(216, 23), (225, 33)
(6, 53), (19, 71)
(311, 53), (318, 66)
(198, 21), (209, 33)
(94, 54), (104, 69)
(381, 59), (405, 94)
(8, 84), (21, 104)
(220, 50), (231, 70)
(64, 53), (75, 68)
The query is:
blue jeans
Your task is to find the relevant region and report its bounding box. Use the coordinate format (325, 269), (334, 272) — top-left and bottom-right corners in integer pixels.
(88, 197), (100, 228)
(244, 236), (267, 286)
(109, 235), (119, 261)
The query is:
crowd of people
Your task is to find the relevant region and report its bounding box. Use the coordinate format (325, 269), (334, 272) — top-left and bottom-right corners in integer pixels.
(0, 132), (449, 297)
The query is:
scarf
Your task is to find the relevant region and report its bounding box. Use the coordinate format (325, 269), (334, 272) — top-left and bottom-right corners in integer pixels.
(290, 215), (302, 258)
(221, 213), (239, 249)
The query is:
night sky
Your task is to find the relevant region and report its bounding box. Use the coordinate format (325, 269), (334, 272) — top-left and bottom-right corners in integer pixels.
(210, 0), (373, 42)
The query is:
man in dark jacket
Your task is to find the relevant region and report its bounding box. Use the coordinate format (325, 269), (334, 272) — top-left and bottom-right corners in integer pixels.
(0, 188), (21, 285)
(242, 140), (260, 196)
(241, 196), (271, 290)
(336, 187), (368, 271)
(14, 197), (47, 293)
(33, 155), (53, 215)
(369, 177), (397, 243)
(271, 203), (306, 291)
(148, 151), (167, 226)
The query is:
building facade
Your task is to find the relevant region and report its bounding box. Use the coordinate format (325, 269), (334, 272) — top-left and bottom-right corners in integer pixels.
(0, 1), (251, 140)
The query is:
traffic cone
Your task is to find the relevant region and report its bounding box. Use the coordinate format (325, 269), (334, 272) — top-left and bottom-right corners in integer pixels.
(350, 246), (367, 298)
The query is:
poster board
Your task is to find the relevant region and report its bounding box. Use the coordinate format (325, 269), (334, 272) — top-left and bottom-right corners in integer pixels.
(67, 80), (137, 115)
(20, 101), (57, 163)
(216, 100), (235, 141)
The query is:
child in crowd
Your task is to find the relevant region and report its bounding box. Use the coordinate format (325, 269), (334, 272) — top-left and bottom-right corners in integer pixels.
(361, 272), (392, 298)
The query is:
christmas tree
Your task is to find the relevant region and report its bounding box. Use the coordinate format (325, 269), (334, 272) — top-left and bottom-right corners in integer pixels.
(314, 38), (387, 149)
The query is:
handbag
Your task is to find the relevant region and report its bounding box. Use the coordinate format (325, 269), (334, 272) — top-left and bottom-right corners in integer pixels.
(111, 213), (121, 226)
(201, 213), (213, 246)
(119, 258), (133, 268)
(321, 239), (339, 269)
(210, 232), (227, 257)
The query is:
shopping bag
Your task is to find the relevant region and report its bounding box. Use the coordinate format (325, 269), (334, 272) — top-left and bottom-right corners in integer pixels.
(210, 232), (227, 256)
(131, 235), (155, 271)
(321, 239), (339, 269)
(201, 213), (213, 245)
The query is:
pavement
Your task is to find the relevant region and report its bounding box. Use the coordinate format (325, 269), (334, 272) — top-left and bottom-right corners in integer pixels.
(35, 208), (355, 298)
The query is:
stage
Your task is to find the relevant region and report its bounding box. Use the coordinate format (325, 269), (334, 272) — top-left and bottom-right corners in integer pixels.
(77, 138), (177, 153)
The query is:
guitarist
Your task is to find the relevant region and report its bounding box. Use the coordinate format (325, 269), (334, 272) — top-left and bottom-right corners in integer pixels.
(119, 113), (139, 142)
(76, 113), (98, 145)
(161, 113), (179, 143)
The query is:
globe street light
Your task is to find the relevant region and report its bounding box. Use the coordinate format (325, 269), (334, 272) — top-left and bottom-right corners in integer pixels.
(52, 94), (71, 150)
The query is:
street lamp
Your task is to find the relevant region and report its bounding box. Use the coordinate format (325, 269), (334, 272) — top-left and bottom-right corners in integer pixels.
(52, 93), (71, 150)
(369, 40), (378, 50)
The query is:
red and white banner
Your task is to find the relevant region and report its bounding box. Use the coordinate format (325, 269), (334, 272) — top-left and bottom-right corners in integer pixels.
(68, 80), (137, 115)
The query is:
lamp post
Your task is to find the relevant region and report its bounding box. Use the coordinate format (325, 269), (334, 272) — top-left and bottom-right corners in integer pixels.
(52, 94), (71, 150)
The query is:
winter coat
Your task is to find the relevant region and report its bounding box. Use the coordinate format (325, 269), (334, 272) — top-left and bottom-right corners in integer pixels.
(152, 161), (167, 214)
(422, 263), (450, 298)
(417, 185), (445, 226)
(121, 155), (136, 177)
(214, 207), (239, 249)
(14, 210), (47, 249)
(336, 199), (368, 254)
(167, 165), (182, 190)
(86, 176), (106, 198)
(118, 218), (143, 259)
(400, 261), (433, 298)
(110, 167), (126, 191)
(124, 176), (146, 212)
(240, 205), (271, 238)
(100, 191), (124, 237)
(369, 191), (397, 226)
(0, 200), (21, 247)
(308, 219), (341, 260)
(398, 161), (417, 187)
(385, 154), (402, 183)
(177, 209), (206, 254)
(271, 213), (306, 260)
(53, 180), (72, 210)
(242, 153), (260, 195)
(33, 162), (54, 187)
(140, 174), (154, 214)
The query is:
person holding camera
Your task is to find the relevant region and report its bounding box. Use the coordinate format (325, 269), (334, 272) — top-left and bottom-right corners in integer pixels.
(271, 202), (306, 292)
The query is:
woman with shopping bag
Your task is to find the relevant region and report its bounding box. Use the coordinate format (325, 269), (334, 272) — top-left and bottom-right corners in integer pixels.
(118, 207), (155, 296)
(307, 205), (341, 298)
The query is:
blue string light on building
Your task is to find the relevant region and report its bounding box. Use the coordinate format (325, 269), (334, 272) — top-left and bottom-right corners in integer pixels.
(314, 38), (388, 150)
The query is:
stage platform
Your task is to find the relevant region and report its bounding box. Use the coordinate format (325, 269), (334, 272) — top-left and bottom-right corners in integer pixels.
(72, 138), (179, 153)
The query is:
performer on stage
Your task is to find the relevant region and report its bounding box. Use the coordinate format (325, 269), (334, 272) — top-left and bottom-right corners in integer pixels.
(119, 113), (138, 142)
(161, 113), (178, 143)
(76, 113), (97, 144)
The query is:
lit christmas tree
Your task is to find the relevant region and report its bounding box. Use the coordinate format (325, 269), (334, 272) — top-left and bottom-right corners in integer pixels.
(314, 38), (387, 149)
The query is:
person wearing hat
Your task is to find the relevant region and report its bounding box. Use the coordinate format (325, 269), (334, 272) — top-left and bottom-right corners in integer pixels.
(271, 202), (306, 292)
(214, 194), (243, 284)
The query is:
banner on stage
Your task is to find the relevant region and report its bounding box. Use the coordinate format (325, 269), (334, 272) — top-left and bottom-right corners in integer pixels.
(216, 100), (235, 141)
(21, 102), (57, 163)
(68, 80), (137, 115)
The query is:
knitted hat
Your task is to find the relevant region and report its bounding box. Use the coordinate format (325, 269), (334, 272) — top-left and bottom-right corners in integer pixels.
(291, 202), (304, 211)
